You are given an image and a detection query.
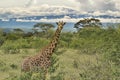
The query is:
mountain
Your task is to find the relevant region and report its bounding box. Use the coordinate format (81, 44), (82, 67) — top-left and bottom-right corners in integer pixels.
(0, 6), (120, 22)
(0, 6), (78, 19)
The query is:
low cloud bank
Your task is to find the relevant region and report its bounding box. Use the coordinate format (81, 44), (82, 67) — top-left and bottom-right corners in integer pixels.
(15, 18), (120, 23)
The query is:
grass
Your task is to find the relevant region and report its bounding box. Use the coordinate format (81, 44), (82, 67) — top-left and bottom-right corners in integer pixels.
(0, 49), (37, 80)
(0, 48), (112, 80)
(57, 49), (100, 80)
(0, 26), (120, 80)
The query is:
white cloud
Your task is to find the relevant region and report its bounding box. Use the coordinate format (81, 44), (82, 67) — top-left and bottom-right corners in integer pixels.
(15, 17), (82, 22)
(15, 17), (120, 23)
(75, 0), (119, 12)
(0, 3), (120, 19)
(25, 0), (37, 7)
(91, 10), (120, 17)
(0, 2), (119, 23)
(114, 0), (120, 10)
(0, 5), (79, 19)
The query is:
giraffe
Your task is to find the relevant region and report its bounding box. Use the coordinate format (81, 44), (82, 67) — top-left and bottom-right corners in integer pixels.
(21, 21), (66, 73)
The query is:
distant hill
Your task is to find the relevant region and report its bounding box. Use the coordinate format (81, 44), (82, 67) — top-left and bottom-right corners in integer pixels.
(0, 6), (119, 22)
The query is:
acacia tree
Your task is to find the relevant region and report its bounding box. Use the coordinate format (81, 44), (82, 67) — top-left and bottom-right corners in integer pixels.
(33, 23), (55, 38)
(33, 23), (55, 33)
(74, 18), (102, 31)
(13, 28), (24, 33)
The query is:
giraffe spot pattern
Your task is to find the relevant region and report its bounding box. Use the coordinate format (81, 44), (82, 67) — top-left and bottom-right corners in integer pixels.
(21, 21), (66, 72)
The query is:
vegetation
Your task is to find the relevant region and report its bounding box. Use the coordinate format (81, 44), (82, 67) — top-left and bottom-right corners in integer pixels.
(74, 18), (102, 32)
(33, 23), (55, 35)
(0, 20), (120, 80)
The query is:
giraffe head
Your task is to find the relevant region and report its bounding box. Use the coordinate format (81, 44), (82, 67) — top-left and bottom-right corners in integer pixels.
(56, 21), (66, 30)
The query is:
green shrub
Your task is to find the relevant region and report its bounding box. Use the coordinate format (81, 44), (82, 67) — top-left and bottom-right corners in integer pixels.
(79, 61), (119, 80)
(1, 42), (20, 54)
(10, 64), (18, 69)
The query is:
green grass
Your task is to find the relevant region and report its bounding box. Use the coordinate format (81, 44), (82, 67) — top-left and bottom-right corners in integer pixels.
(0, 26), (120, 80)
(1, 48), (119, 80)
(0, 49), (96, 80)
(57, 49), (100, 80)
(0, 49), (37, 80)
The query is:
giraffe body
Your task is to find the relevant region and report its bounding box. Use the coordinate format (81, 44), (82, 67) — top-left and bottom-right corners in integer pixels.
(21, 21), (66, 72)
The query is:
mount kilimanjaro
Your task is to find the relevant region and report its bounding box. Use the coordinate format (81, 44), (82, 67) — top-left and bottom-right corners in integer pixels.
(0, 6), (120, 22)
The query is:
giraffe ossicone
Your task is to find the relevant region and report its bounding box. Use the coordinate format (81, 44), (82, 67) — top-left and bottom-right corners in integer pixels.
(21, 21), (66, 72)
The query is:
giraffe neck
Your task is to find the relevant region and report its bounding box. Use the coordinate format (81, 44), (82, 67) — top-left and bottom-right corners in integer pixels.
(41, 26), (63, 57)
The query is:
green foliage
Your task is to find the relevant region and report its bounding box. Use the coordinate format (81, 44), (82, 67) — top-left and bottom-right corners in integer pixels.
(0, 37), (49, 52)
(60, 32), (73, 48)
(10, 64), (18, 69)
(79, 61), (119, 80)
(50, 72), (65, 80)
(0, 29), (5, 46)
(18, 71), (45, 80)
(0, 24), (120, 80)
(0, 60), (10, 72)
(5, 32), (21, 40)
(104, 49), (120, 66)
(33, 23), (55, 33)
(74, 18), (102, 31)
(1, 40), (20, 54)
(13, 28), (24, 33)
(0, 38), (4, 47)
(0, 60), (6, 71)
(4, 50), (63, 80)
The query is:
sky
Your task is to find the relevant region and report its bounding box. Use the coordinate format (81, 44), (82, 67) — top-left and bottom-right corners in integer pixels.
(0, 0), (77, 8)
(0, 0), (119, 11)
(0, 0), (120, 22)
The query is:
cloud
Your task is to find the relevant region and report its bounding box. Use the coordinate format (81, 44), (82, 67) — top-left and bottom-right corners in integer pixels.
(0, 3), (119, 22)
(15, 17), (120, 23)
(114, 0), (120, 10)
(0, 5), (78, 19)
(75, 0), (119, 12)
(25, 0), (37, 7)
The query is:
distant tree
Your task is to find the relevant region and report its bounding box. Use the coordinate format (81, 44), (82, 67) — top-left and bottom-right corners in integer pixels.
(33, 23), (55, 33)
(0, 29), (5, 46)
(23, 32), (33, 38)
(5, 28), (24, 40)
(13, 28), (24, 33)
(0, 28), (4, 36)
(74, 18), (102, 31)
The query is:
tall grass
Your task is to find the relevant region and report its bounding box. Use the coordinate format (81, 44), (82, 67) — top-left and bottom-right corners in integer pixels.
(0, 25), (120, 80)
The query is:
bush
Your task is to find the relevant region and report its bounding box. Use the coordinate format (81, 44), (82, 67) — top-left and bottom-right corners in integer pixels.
(1, 40), (20, 54)
(0, 38), (4, 46)
(79, 60), (119, 80)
